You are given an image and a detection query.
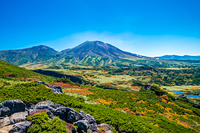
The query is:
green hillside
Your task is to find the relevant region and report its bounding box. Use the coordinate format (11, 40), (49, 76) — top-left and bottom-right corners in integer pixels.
(0, 60), (200, 132)
(0, 45), (58, 65)
(0, 80), (200, 132)
(0, 60), (55, 83)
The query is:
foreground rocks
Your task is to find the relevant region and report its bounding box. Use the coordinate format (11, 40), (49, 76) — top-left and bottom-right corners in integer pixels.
(0, 100), (113, 133)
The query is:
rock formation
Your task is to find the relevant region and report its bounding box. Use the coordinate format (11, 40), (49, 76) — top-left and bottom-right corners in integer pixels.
(0, 100), (113, 133)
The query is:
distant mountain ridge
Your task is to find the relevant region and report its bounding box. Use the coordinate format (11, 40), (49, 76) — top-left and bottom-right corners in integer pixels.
(0, 41), (149, 66)
(0, 45), (58, 65)
(155, 55), (200, 60)
(1, 41), (199, 67)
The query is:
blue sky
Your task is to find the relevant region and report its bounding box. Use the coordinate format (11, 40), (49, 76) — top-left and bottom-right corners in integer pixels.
(0, 0), (200, 57)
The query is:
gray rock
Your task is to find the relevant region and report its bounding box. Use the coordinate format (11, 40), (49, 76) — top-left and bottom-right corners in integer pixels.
(9, 121), (31, 133)
(144, 85), (151, 90)
(89, 123), (98, 131)
(45, 109), (53, 119)
(27, 109), (53, 119)
(54, 107), (71, 121)
(40, 81), (46, 85)
(0, 103), (3, 109)
(53, 103), (66, 109)
(0, 107), (12, 117)
(35, 100), (56, 113)
(51, 88), (62, 94)
(67, 110), (83, 122)
(79, 111), (97, 131)
(176, 94), (188, 100)
(54, 86), (63, 93)
(9, 112), (28, 124)
(26, 103), (35, 109)
(2, 100), (25, 114)
(79, 111), (95, 124)
(34, 81), (39, 84)
(0, 117), (11, 127)
(74, 120), (89, 132)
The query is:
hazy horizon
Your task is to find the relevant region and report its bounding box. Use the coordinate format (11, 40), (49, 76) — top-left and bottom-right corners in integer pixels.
(0, 0), (199, 57)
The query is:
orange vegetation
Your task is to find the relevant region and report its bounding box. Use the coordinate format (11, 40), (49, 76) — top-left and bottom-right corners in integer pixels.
(137, 100), (147, 104)
(63, 90), (93, 95)
(93, 98), (111, 105)
(49, 82), (89, 90)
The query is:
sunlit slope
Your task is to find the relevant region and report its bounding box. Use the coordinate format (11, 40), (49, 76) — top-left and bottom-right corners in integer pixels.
(0, 60), (55, 82)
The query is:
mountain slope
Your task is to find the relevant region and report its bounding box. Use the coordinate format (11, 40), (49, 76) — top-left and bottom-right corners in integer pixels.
(0, 45), (58, 65)
(1, 41), (199, 68)
(0, 60), (55, 82)
(53, 41), (156, 66)
(155, 55), (200, 60)
(61, 41), (146, 60)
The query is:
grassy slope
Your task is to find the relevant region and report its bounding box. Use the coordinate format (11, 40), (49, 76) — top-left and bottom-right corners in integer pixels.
(1, 60), (200, 132)
(0, 81), (200, 132)
(0, 60), (55, 83)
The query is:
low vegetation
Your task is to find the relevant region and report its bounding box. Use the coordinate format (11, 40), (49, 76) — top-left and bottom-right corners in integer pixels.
(1, 59), (200, 132)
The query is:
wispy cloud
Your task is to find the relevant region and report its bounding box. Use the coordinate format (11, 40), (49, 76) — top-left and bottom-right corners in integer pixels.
(39, 31), (200, 57)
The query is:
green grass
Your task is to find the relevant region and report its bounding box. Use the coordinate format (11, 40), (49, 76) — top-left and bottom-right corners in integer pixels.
(0, 60), (55, 83)
(0, 82), (199, 132)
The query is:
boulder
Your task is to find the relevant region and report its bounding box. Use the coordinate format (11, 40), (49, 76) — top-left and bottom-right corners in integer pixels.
(144, 85), (151, 90)
(79, 111), (97, 131)
(9, 112), (28, 124)
(53, 103), (66, 109)
(35, 100), (56, 113)
(0, 107), (12, 117)
(67, 110), (83, 123)
(176, 94), (188, 100)
(9, 121), (31, 133)
(0, 112), (28, 128)
(40, 81), (46, 85)
(53, 86), (63, 94)
(54, 107), (71, 121)
(28, 109), (53, 119)
(0, 117), (11, 127)
(79, 111), (95, 124)
(0, 103), (3, 108)
(26, 103), (35, 109)
(74, 120), (89, 132)
(2, 100), (25, 114)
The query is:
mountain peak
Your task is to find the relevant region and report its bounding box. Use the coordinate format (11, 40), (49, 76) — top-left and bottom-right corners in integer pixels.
(61, 40), (146, 62)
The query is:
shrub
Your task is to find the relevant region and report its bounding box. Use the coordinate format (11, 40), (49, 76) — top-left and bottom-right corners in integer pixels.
(27, 112), (68, 133)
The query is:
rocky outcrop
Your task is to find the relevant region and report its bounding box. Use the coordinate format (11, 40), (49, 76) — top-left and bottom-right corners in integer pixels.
(144, 85), (151, 90)
(0, 100), (112, 133)
(176, 94), (189, 102)
(9, 121), (31, 133)
(34, 81), (63, 94)
(2, 100), (26, 114)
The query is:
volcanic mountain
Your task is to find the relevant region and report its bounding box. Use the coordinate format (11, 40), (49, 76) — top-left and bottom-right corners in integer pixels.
(0, 41), (166, 67)
(61, 41), (145, 60)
